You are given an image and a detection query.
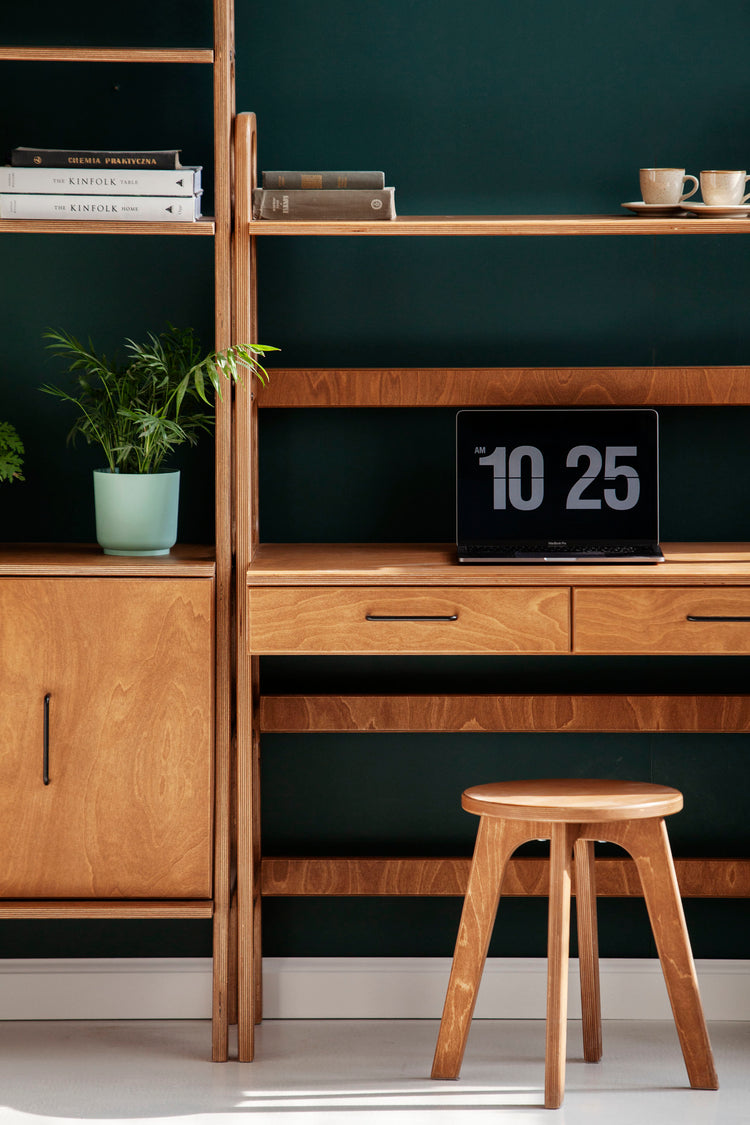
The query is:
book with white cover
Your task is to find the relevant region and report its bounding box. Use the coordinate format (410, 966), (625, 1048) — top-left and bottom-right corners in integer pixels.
(0, 166), (201, 195)
(0, 194), (202, 221)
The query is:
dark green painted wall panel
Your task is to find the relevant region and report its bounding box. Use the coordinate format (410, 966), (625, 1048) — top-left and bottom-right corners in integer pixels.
(1, 0), (748, 960)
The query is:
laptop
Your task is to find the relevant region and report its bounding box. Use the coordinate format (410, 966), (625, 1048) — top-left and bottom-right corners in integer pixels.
(456, 407), (664, 563)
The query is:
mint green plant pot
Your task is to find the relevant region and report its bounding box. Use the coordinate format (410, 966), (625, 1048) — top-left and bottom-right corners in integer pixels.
(93, 469), (180, 556)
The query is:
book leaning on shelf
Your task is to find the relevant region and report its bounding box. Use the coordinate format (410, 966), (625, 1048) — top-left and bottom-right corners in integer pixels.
(253, 186), (396, 220)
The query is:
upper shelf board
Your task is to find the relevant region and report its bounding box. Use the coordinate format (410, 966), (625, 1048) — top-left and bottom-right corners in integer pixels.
(0, 218), (215, 235)
(255, 367), (750, 408)
(247, 214), (750, 236)
(0, 47), (214, 63)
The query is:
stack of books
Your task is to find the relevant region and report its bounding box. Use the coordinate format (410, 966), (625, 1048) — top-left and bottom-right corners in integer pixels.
(0, 148), (202, 222)
(253, 170), (396, 220)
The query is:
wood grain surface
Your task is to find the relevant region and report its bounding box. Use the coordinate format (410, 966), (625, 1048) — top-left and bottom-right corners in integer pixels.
(0, 578), (214, 898)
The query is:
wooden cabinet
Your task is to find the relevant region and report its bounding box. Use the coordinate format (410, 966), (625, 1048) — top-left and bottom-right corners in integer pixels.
(0, 576), (213, 899)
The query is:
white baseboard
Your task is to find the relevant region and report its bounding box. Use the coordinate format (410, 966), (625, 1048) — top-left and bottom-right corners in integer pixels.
(0, 957), (748, 1021)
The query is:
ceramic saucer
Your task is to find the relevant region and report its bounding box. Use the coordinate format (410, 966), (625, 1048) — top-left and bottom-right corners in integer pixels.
(621, 201), (688, 216)
(680, 202), (750, 218)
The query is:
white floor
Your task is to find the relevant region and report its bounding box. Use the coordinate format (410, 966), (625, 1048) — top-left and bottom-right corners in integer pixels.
(0, 1019), (747, 1124)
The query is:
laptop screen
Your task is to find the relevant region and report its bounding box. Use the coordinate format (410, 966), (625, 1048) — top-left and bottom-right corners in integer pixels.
(456, 408), (659, 547)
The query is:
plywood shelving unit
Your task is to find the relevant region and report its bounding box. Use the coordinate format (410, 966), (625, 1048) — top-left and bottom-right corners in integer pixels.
(0, 1), (236, 1062)
(232, 110), (750, 1060)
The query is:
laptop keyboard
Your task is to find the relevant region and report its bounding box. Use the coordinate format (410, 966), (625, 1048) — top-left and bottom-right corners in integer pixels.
(459, 544), (649, 558)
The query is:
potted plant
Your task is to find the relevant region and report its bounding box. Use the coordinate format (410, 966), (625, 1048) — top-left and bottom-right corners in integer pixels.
(0, 420), (25, 486)
(41, 325), (276, 555)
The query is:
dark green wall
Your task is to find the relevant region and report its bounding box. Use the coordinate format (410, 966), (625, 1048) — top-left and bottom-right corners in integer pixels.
(1, 1), (748, 960)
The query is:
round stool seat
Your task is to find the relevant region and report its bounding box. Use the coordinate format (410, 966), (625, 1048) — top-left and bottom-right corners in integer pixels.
(462, 778), (683, 822)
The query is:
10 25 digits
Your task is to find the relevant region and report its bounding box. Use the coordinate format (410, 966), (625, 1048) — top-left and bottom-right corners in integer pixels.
(477, 445), (641, 511)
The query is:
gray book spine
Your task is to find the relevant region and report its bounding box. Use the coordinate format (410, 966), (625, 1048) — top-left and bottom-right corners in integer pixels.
(262, 170), (385, 189)
(252, 187), (396, 220)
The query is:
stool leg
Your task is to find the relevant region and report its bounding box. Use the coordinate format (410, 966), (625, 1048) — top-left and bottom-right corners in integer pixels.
(431, 816), (534, 1081)
(545, 823), (578, 1109)
(607, 817), (718, 1091)
(574, 838), (602, 1063)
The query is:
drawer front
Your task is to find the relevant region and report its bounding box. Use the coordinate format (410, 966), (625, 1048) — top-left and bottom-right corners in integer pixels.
(248, 586), (570, 654)
(575, 587), (750, 654)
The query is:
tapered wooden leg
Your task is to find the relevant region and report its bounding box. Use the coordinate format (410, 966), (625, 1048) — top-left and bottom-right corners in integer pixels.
(545, 823), (578, 1109)
(432, 817), (538, 1080)
(574, 838), (602, 1063)
(606, 817), (718, 1091)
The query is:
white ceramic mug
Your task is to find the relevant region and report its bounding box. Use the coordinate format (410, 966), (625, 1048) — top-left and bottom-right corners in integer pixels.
(640, 167), (699, 205)
(700, 170), (750, 206)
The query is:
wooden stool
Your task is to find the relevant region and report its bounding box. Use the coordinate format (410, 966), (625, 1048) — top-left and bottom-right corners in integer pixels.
(431, 779), (718, 1109)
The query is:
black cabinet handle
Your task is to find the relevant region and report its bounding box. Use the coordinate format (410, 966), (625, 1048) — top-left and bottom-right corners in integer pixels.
(365, 613), (458, 622)
(686, 615), (750, 622)
(43, 693), (51, 786)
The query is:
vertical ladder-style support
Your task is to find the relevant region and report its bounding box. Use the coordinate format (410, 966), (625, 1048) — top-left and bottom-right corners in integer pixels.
(232, 110), (261, 1062)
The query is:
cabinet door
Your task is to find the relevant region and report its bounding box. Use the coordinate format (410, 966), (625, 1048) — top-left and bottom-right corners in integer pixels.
(0, 578), (213, 898)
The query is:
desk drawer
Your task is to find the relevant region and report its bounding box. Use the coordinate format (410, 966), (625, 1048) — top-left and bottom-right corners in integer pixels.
(575, 587), (750, 653)
(248, 586), (570, 654)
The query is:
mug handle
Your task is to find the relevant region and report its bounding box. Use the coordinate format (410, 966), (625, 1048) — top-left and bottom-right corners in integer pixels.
(742, 174), (750, 204)
(680, 174), (699, 202)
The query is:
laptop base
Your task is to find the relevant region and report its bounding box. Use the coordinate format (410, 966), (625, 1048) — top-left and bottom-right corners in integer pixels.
(457, 544), (665, 565)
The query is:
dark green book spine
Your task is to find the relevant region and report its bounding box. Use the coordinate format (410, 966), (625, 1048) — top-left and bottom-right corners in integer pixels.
(262, 170), (385, 189)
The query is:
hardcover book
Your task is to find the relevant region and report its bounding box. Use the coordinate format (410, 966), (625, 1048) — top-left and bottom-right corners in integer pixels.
(261, 170), (385, 189)
(252, 187), (396, 220)
(10, 147), (183, 170)
(0, 166), (201, 196)
(0, 193), (202, 221)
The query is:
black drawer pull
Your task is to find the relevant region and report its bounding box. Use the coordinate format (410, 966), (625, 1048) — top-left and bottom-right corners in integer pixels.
(365, 613), (459, 622)
(43, 693), (51, 786)
(686, 615), (750, 622)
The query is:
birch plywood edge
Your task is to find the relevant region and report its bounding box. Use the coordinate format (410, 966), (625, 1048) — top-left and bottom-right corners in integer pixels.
(247, 214), (750, 236)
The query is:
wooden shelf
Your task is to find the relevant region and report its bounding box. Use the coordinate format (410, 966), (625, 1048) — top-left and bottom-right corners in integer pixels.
(0, 218), (215, 235)
(0, 47), (213, 64)
(248, 214), (750, 236)
(245, 542), (750, 587)
(0, 543), (215, 577)
(0, 900), (213, 918)
(256, 366), (750, 407)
